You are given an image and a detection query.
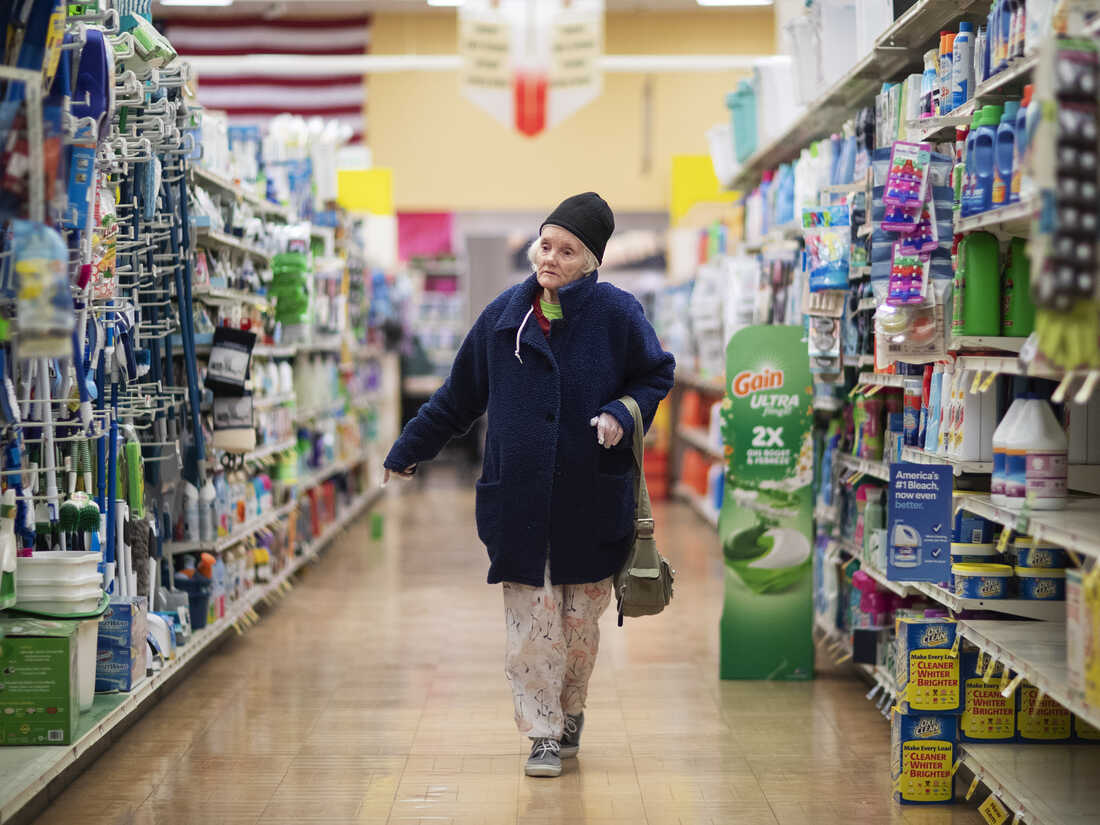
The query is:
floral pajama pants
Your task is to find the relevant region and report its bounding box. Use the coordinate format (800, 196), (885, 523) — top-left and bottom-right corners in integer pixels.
(502, 558), (613, 740)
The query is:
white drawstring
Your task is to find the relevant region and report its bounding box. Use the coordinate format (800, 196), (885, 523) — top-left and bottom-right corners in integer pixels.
(515, 306), (535, 364)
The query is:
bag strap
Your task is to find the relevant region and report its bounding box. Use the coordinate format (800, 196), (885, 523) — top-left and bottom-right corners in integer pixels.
(617, 396), (653, 538)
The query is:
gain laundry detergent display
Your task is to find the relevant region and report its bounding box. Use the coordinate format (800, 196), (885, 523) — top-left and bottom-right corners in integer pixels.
(718, 326), (814, 680)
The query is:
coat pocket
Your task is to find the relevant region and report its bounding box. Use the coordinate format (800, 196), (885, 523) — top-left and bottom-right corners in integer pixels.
(597, 470), (635, 544)
(475, 479), (503, 548)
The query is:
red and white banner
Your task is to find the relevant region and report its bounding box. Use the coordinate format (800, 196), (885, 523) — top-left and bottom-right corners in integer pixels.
(162, 16), (370, 142)
(459, 0), (603, 138)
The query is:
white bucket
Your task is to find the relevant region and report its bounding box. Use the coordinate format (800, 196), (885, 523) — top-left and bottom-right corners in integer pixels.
(16, 574), (103, 614)
(75, 618), (102, 711)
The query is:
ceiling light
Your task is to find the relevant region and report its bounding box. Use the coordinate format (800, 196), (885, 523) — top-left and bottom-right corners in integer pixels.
(160, 0), (235, 6)
(697, 0), (773, 5)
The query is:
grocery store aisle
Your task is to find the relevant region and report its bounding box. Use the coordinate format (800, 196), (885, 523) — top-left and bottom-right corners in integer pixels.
(29, 474), (981, 825)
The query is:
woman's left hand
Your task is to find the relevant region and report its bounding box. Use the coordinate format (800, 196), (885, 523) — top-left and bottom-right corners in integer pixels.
(589, 413), (623, 449)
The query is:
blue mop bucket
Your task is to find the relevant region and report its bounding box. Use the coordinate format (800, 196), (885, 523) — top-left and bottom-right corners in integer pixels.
(174, 573), (212, 630)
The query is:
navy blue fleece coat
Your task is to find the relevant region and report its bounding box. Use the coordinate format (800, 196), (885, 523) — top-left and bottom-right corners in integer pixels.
(384, 271), (675, 586)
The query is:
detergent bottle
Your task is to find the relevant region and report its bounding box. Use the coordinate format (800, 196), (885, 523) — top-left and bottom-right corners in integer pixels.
(993, 101), (1020, 208)
(1001, 237), (1034, 336)
(963, 112), (981, 216)
(974, 105), (1004, 214)
(1013, 85), (1034, 201)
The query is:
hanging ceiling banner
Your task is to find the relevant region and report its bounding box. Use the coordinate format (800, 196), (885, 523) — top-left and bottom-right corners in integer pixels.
(459, 0), (604, 138)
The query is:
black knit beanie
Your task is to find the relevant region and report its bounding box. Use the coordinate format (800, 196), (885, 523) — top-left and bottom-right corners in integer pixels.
(540, 192), (615, 265)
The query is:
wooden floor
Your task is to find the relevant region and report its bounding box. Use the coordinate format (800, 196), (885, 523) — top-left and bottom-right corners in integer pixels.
(29, 472), (984, 825)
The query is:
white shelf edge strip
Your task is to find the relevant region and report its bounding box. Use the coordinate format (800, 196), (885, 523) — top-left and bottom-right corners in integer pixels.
(0, 488), (381, 824)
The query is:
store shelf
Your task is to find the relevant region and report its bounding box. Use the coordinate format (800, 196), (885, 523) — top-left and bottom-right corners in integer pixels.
(403, 375), (446, 396)
(730, 0), (984, 190)
(237, 437), (297, 465)
(194, 227), (273, 264)
(192, 166), (292, 221)
(958, 743), (1100, 825)
(255, 344), (298, 358)
(163, 501), (297, 556)
(821, 176), (869, 194)
(297, 451), (368, 492)
(297, 337), (344, 355)
(0, 488), (380, 825)
(676, 371), (726, 394)
(899, 446), (993, 474)
(837, 538), (914, 598)
(813, 396), (845, 412)
(907, 112), (973, 143)
(252, 392), (296, 411)
(949, 335), (1028, 353)
(954, 197), (1037, 236)
(677, 425), (724, 462)
(295, 401), (344, 422)
(742, 221), (802, 253)
(909, 580), (1066, 621)
(674, 482), (719, 529)
(850, 265), (871, 281)
(857, 296), (877, 312)
(954, 354), (1062, 380)
(191, 285), (270, 310)
(856, 371), (905, 389)
(349, 390), (383, 409)
(954, 493), (1100, 562)
(837, 452), (891, 482)
(973, 54), (1040, 102)
(957, 620), (1098, 732)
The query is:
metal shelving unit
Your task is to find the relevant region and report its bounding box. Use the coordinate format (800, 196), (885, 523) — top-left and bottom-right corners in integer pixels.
(954, 494), (1100, 563)
(192, 166), (293, 221)
(899, 446), (993, 474)
(955, 197), (1038, 236)
(677, 425), (724, 462)
(163, 501), (297, 557)
(194, 227), (273, 265)
(837, 452), (891, 482)
(0, 488), (382, 824)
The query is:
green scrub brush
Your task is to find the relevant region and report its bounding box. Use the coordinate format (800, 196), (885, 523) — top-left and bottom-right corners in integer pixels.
(59, 454), (79, 549)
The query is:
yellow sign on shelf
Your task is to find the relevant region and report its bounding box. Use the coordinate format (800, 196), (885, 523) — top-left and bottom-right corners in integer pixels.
(338, 168), (394, 215)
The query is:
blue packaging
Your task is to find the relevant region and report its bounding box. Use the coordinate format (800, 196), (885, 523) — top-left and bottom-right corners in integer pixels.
(960, 652), (1016, 742)
(952, 508), (997, 543)
(1011, 538), (1068, 568)
(891, 714), (958, 805)
(1015, 567), (1066, 600)
(96, 597), (147, 693)
(952, 563), (1012, 599)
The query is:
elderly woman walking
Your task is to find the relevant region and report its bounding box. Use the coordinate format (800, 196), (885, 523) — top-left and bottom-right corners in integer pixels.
(383, 193), (675, 778)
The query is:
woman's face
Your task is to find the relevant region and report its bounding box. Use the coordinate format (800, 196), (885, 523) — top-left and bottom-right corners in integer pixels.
(535, 225), (588, 293)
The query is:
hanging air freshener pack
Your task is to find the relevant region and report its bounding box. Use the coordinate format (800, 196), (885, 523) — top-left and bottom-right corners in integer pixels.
(802, 205), (851, 292)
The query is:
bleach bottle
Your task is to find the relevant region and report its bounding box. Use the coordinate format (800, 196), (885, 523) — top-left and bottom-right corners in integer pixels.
(974, 105), (1003, 214)
(992, 100), (1020, 208)
(952, 23), (975, 110)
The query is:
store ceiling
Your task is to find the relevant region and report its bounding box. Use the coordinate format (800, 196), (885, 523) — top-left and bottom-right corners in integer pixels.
(153, 0), (733, 17)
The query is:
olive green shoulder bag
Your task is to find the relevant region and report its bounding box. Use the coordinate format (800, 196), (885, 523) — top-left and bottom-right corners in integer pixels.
(614, 395), (675, 626)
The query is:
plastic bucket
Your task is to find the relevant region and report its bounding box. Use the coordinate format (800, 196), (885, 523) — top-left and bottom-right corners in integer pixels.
(952, 563), (1013, 599)
(17, 552), (102, 584)
(16, 572), (104, 614)
(1015, 567), (1066, 600)
(76, 617), (102, 711)
(174, 574), (212, 630)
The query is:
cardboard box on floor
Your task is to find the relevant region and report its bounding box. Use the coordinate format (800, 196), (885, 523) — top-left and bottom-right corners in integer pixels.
(0, 618), (79, 746)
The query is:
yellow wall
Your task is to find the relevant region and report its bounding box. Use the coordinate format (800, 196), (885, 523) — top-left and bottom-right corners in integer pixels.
(368, 11), (773, 212)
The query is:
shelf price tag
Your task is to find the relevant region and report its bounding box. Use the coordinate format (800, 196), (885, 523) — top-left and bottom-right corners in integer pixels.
(983, 654), (999, 684)
(969, 371), (984, 394)
(979, 371), (998, 392)
(1001, 672), (1025, 699)
(950, 633), (961, 658)
(997, 528), (1013, 554)
(999, 666), (1012, 692)
(966, 775), (981, 801)
(950, 758), (963, 776)
(979, 793), (1010, 825)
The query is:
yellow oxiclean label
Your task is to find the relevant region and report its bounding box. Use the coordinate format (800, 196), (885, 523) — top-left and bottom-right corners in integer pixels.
(1018, 685), (1072, 741)
(979, 793), (1010, 825)
(909, 649), (960, 711)
(901, 741), (954, 803)
(962, 682), (1016, 740)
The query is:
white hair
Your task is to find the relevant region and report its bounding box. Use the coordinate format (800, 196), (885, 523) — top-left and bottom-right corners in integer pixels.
(527, 236), (599, 275)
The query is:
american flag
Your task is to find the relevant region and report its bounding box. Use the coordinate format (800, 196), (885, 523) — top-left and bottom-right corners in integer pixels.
(161, 15), (370, 143)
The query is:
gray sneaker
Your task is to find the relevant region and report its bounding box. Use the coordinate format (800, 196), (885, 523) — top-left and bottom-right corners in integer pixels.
(525, 737), (562, 777)
(559, 713), (584, 758)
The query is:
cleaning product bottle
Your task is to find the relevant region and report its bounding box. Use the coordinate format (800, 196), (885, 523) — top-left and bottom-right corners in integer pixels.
(1011, 0), (1025, 60)
(993, 101), (1020, 208)
(1002, 393), (1034, 508)
(975, 25), (988, 86)
(1012, 84), (1029, 201)
(975, 105), (1004, 214)
(939, 32), (957, 115)
(1002, 237), (1035, 336)
(918, 364), (934, 447)
(954, 125), (970, 216)
(183, 482), (200, 542)
(991, 394), (1026, 506)
(952, 23), (975, 110)
(199, 479), (216, 543)
(963, 112), (982, 216)
(0, 489), (16, 610)
(904, 369), (923, 447)
(1021, 397), (1068, 510)
(922, 49), (940, 117)
(955, 232), (1001, 335)
(999, 0), (1014, 71)
(925, 365), (945, 452)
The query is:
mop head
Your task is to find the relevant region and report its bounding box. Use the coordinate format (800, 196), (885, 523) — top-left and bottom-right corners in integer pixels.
(126, 519), (151, 598)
